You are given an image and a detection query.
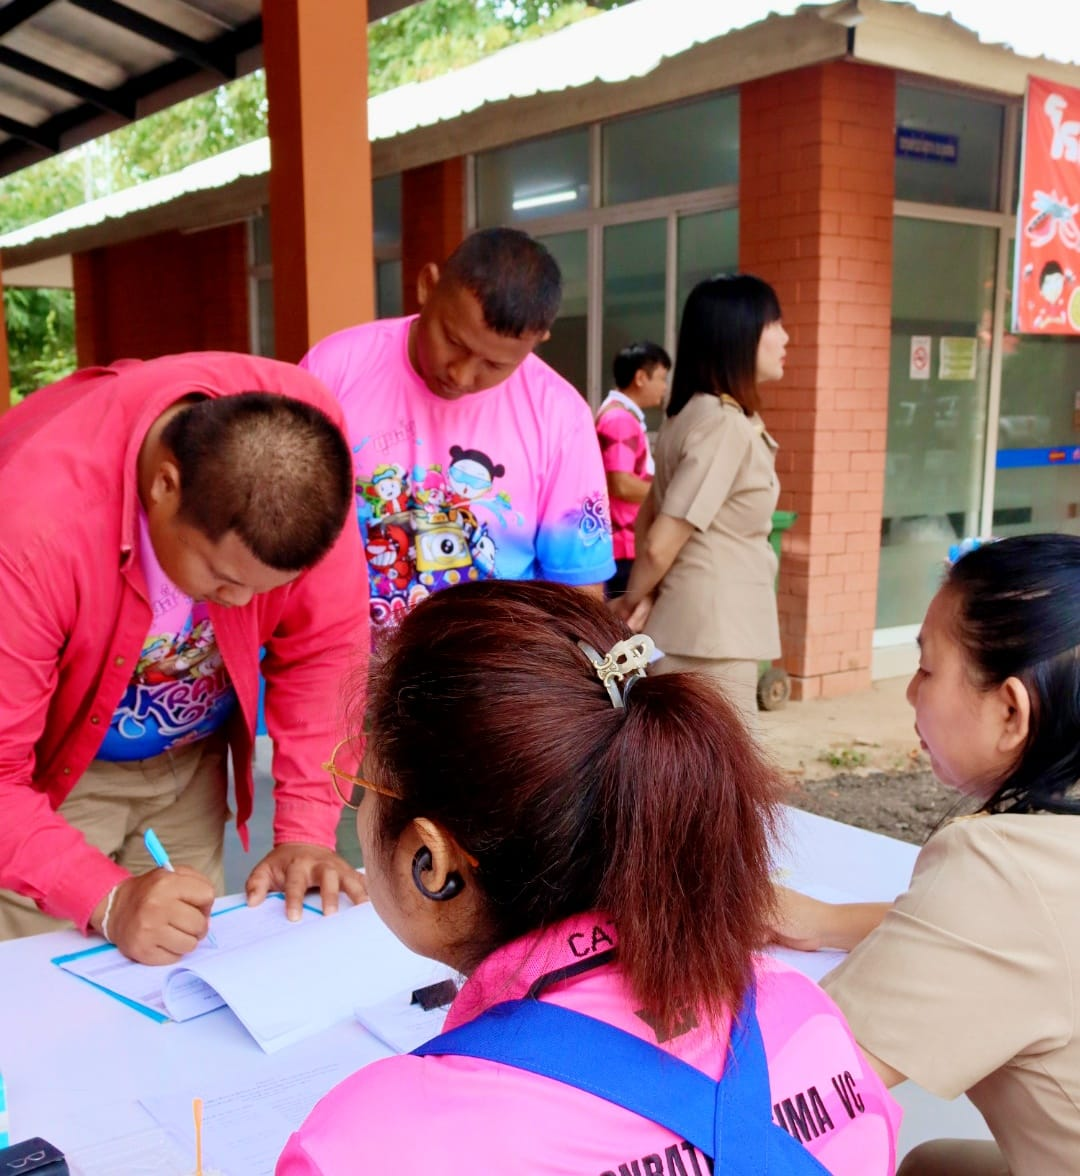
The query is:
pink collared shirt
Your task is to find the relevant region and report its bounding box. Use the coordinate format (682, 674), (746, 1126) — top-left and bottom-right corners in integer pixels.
(278, 913), (900, 1175)
(0, 354), (368, 930)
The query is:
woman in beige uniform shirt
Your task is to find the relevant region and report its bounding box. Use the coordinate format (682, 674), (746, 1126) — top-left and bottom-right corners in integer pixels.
(614, 274), (788, 720)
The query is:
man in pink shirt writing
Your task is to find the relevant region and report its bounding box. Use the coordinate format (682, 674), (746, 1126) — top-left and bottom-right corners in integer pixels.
(0, 353), (369, 964)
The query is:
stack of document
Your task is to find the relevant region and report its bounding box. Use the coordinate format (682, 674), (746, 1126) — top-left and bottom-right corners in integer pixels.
(54, 897), (442, 1053)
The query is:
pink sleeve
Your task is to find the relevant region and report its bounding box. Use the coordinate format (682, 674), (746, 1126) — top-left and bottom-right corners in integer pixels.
(0, 539), (129, 928)
(596, 409), (645, 475)
(534, 390), (615, 585)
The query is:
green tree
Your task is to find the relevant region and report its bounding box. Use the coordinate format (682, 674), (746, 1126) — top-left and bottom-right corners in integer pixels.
(3, 288), (76, 404)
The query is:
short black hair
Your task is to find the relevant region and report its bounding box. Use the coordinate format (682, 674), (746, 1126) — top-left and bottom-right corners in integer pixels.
(945, 534), (1080, 814)
(668, 274), (781, 418)
(162, 393), (352, 572)
(441, 228), (562, 336)
(612, 341), (672, 391)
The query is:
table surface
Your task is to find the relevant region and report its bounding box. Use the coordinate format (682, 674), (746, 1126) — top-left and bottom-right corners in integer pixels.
(0, 807), (990, 1175)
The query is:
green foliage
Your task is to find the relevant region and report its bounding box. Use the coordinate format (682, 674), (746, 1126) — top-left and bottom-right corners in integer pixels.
(3, 288), (76, 402)
(817, 746), (871, 771)
(368, 0), (623, 94)
(0, 71), (267, 236)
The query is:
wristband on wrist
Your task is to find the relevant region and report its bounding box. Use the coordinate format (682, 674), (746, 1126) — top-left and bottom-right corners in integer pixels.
(100, 884), (121, 944)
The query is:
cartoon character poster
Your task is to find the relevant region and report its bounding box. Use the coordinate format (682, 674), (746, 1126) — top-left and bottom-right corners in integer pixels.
(356, 445), (521, 629)
(1013, 76), (1080, 334)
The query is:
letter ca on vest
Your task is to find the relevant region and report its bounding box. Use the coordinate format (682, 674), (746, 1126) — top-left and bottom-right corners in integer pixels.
(567, 921), (616, 958)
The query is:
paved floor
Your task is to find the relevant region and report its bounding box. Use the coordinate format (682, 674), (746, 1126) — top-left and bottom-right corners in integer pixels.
(759, 673), (921, 779)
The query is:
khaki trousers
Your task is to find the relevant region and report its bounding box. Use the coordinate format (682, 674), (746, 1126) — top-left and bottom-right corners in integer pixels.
(0, 734), (229, 940)
(651, 653), (759, 728)
(897, 1140), (1009, 1176)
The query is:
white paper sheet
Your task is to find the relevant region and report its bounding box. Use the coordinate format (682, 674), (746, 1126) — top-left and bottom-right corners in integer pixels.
(353, 972), (458, 1053)
(140, 1061), (360, 1176)
(56, 897), (310, 1022)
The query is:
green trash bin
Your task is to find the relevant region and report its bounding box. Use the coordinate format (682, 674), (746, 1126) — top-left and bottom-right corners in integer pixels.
(758, 510), (797, 711)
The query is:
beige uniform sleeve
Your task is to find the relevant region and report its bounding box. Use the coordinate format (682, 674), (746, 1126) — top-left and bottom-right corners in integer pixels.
(822, 817), (1071, 1100)
(658, 412), (751, 532)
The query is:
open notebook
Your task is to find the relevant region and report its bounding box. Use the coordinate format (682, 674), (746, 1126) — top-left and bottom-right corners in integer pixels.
(53, 897), (437, 1053)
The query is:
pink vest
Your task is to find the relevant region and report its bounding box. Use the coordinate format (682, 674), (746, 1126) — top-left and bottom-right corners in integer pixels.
(278, 913), (900, 1174)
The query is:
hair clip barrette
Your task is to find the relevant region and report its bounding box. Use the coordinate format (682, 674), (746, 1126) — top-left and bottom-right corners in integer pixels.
(577, 634), (655, 709)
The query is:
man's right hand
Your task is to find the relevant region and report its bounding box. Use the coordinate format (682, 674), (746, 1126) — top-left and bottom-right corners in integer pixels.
(91, 867), (216, 964)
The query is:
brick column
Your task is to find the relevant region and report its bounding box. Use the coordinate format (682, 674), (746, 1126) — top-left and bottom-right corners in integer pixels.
(401, 158), (465, 315)
(264, 0), (374, 361)
(740, 62), (895, 699)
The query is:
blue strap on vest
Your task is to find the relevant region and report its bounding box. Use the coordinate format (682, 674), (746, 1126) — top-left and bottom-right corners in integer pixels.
(414, 983), (830, 1173)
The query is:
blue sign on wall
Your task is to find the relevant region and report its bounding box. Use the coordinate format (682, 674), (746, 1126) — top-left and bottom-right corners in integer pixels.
(996, 446), (1080, 469)
(895, 128), (959, 164)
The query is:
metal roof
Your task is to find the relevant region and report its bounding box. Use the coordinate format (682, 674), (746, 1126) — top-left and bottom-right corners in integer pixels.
(0, 0), (419, 180)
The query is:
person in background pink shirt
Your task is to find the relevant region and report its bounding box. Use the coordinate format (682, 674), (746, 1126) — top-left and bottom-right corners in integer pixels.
(596, 340), (670, 597)
(279, 581), (899, 1176)
(0, 354), (368, 964)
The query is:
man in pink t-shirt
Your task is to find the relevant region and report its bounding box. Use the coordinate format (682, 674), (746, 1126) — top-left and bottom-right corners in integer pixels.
(302, 228), (614, 635)
(596, 340), (670, 597)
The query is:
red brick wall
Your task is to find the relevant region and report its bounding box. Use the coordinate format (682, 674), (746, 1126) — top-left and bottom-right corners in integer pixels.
(401, 157), (465, 315)
(72, 223), (250, 367)
(741, 62), (895, 699)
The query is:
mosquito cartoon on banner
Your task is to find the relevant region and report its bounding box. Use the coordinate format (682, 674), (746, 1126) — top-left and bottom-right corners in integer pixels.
(1014, 76), (1080, 335)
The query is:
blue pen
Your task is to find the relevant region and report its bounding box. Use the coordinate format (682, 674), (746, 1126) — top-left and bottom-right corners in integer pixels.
(143, 828), (218, 948)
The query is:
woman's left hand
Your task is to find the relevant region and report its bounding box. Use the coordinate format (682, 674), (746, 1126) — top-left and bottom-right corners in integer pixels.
(611, 593), (653, 632)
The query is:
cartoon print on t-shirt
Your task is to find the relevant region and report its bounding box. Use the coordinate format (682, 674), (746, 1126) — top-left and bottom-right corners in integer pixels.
(98, 610), (235, 761)
(367, 462), (409, 518)
(366, 524), (412, 594)
(355, 442), (520, 628)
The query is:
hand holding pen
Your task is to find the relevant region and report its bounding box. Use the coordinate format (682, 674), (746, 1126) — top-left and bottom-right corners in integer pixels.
(144, 829), (218, 948)
(89, 831), (217, 965)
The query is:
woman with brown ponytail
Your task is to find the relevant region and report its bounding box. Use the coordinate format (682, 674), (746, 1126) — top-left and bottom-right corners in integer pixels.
(278, 580), (899, 1176)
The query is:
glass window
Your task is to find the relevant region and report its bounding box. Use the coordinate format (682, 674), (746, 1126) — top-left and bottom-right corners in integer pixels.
(877, 218), (998, 629)
(373, 175), (402, 248)
(676, 208), (739, 319)
(993, 251), (1080, 538)
(254, 277), (274, 357)
(376, 259), (403, 319)
(534, 230), (588, 396)
(895, 86), (1004, 211)
(603, 219), (666, 427)
(251, 207), (272, 266)
(476, 130), (590, 226)
(603, 93), (738, 206)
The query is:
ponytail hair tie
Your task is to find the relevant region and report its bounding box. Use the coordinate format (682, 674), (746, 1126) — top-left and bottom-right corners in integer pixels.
(577, 634), (655, 709)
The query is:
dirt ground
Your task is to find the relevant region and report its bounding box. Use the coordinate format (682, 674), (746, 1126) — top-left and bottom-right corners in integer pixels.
(782, 767), (959, 845)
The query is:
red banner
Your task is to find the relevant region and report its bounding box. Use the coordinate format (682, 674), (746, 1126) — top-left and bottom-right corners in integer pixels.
(1013, 75), (1080, 335)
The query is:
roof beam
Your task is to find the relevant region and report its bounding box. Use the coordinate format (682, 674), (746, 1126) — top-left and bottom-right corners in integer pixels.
(66, 0), (236, 79)
(0, 0), (55, 39)
(0, 46), (136, 119)
(0, 112), (57, 152)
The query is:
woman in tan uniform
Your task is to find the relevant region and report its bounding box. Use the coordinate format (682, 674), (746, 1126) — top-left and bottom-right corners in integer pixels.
(775, 534), (1080, 1175)
(613, 274), (788, 721)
